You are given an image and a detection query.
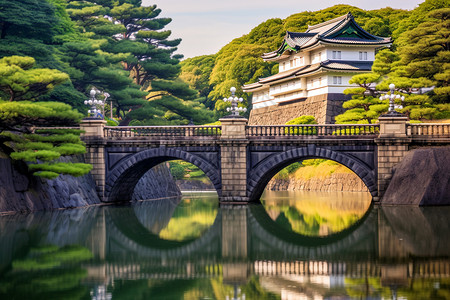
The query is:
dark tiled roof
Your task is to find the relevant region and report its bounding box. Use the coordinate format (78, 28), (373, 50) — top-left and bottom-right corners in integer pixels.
(259, 65), (311, 83)
(243, 60), (373, 90)
(306, 14), (348, 34)
(321, 37), (391, 45)
(321, 60), (373, 71)
(262, 12), (392, 61)
(242, 82), (263, 91)
(285, 32), (316, 48)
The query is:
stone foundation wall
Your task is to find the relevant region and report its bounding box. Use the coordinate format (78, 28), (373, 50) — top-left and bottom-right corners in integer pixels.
(266, 172), (369, 192)
(0, 153), (180, 213)
(249, 94), (347, 125)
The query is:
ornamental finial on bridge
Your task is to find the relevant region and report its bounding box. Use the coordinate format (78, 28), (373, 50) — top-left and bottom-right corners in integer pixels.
(223, 87), (247, 117)
(84, 87), (109, 119)
(379, 83), (405, 115)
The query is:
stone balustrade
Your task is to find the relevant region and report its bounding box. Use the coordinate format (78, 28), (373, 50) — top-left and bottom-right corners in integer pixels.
(69, 117), (450, 202)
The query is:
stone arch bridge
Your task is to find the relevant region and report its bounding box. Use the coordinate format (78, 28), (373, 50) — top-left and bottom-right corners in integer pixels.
(80, 116), (449, 203)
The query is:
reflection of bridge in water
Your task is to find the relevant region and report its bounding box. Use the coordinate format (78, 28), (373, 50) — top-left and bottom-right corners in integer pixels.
(0, 200), (449, 297)
(72, 201), (450, 285)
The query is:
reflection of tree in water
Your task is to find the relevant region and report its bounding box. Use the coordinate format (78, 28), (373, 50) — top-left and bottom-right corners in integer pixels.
(345, 277), (450, 300)
(0, 244), (93, 300)
(262, 192), (370, 236)
(133, 197), (182, 235)
(111, 278), (215, 300)
(132, 196), (219, 241)
(109, 276), (279, 300)
(159, 197), (218, 241)
(274, 211), (293, 232)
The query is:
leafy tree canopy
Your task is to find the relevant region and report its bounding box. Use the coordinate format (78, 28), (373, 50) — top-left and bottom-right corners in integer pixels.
(0, 56), (69, 102)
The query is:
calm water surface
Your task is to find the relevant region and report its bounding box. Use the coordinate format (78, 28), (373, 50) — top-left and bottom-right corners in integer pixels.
(0, 191), (449, 300)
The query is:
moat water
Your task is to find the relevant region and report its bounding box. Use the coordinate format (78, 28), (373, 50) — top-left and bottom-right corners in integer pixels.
(0, 191), (449, 300)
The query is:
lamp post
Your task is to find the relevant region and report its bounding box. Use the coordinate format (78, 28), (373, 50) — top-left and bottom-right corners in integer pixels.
(380, 83), (405, 114)
(84, 88), (109, 119)
(223, 87), (247, 117)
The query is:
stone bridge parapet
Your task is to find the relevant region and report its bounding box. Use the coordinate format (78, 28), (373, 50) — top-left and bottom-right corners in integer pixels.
(79, 117), (450, 203)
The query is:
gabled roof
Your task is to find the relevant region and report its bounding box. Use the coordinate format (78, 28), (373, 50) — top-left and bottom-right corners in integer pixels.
(242, 60), (372, 92)
(262, 12), (391, 61)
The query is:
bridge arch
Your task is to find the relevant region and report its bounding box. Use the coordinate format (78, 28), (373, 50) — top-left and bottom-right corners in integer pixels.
(247, 146), (377, 202)
(105, 147), (221, 202)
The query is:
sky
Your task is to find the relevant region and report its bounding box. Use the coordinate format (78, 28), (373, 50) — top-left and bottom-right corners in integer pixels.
(142, 0), (425, 59)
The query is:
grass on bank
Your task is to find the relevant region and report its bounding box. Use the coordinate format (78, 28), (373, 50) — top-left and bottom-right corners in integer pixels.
(275, 159), (353, 181)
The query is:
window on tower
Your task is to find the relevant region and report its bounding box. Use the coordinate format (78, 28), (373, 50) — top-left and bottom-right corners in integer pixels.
(359, 51), (368, 60)
(332, 51), (341, 59)
(333, 76), (342, 84)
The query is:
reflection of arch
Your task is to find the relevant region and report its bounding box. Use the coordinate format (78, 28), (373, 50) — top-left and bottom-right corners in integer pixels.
(106, 204), (222, 258)
(248, 204), (378, 260)
(105, 204), (378, 262)
(105, 148), (221, 202)
(248, 147), (376, 202)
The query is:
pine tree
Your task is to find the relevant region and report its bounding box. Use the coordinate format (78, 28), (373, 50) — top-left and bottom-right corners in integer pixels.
(395, 7), (450, 103)
(335, 73), (388, 124)
(107, 1), (213, 124)
(0, 56), (91, 179)
(64, 0), (213, 124)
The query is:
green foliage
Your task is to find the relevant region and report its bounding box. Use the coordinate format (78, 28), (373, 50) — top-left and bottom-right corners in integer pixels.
(159, 197), (218, 241)
(372, 49), (400, 76)
(10, 150), (61, 162)
(286, 162), (302, 173)
(0, 56), (69, 101)
(0, 0), (58, 42)
(0, 100), (83, 128)
(390, 4), (450, 103)
(28, 162), (93, 179)
(286, 115), (317, 125)
(180, 55), (217, 109)
(0, 110), (92, 178)
(12, 245), (93, 271)
(284, 115), (318, 135)
(0, 244), (92, 299)
(337, 95), (388, 124)
(168, 160), (211, 183)
(169, 162), (185, 180)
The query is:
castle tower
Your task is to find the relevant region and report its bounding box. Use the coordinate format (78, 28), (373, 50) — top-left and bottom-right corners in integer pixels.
(243, 13), (392, 124)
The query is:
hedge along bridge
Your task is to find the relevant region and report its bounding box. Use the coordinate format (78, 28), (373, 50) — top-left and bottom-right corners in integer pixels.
(79, 116), (450, 203)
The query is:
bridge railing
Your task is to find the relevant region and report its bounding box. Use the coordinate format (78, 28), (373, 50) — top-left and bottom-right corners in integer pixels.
(407, 123), (450, 137)
(246, 124), (380, 137)
(104, 126), (222, 138)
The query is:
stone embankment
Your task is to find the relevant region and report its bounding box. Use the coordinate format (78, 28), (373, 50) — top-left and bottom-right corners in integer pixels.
(176, 180), (215, 191)
(381, 147), (450, 206)
(0, 153), (180, 213)
(266, 172), (368, 192)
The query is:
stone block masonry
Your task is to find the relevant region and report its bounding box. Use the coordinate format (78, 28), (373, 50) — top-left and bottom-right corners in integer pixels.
(81, 119), (107, 199)
(375, 116), (410, 199)
(248, 94), (347, 125)
(219, 117), (249, 202)
(80, 116), (450, 205)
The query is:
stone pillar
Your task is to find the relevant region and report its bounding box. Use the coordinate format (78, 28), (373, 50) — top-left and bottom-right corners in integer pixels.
(219, 117), (248, 202)
(375, 115), (411, 200)
(80, 119), (107, 201)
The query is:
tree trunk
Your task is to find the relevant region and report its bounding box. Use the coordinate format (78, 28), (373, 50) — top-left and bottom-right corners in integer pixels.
(1, 21), (10, 39)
